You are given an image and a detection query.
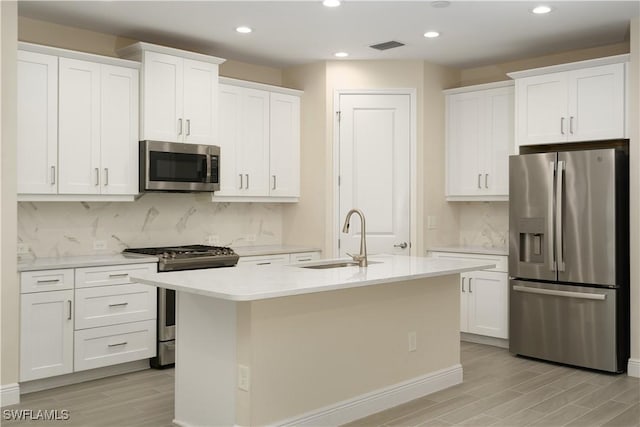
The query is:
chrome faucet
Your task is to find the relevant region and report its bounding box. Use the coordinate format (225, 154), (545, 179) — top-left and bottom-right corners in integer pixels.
(342, 208), (368, 267)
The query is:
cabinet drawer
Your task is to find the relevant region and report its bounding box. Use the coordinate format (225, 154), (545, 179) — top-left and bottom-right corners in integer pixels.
(289, 251), (321, 264)
(429, 252), (508, 272)
(75, 283), (157, 330)
(238, 254), (290, 266)
(74, 320), (156, 371)
(21, 269), (74, 293)
(75, 263), (156, 288)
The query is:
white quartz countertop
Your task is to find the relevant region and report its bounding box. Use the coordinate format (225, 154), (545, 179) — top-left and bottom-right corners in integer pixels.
(428, 246), (508, 256)
(131, 254), (495, 301)
(18, 253), (158, 272)
(232, 245), (321, 257)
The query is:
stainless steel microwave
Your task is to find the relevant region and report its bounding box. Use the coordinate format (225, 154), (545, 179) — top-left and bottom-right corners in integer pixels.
(140, 140), (220, 192)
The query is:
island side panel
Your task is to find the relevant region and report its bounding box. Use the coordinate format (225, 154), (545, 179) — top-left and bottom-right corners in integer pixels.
(245, 274), (461, 426)
(174, 292), (237, 427)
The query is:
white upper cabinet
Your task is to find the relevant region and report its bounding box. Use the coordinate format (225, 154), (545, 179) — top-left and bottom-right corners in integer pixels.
(445, 82), (514, 201)
(117, 43), (225, 145)
(17, 43), (140, 201)
(214, 77), (302, 202)
(17, 50), (58, 195)
(510, 56), (628, 146)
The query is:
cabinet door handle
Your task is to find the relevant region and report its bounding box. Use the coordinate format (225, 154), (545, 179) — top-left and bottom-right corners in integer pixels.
(477, 174), (482, 189)
(95, 168), (100, 186)
(569, 116), (574, 134)
(104, 168), (109, 186)
(560, 117), (565, 135)
(239, 174), (244, 189)
(51, 166), (56, 185)
(178, 118), (183, 136)
(485, 174), (488, 189)
(461, 277), (466, 293)
(469, 278), (473, 293)
(67, 300), (72, 320)
(108, 302), (129, 307)
(272, 175), (277, 190)
(245, 174), (249, 189)
(108, 341), (128, 347)
(186, 119), (191, 136)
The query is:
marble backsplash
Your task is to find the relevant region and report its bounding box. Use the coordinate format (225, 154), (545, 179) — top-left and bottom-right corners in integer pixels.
(457, 201), (509, 249)
(18, 193), (283, 258)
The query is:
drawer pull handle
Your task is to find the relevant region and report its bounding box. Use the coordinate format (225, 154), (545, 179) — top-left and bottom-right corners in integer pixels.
(298, 258), (312, 262)
(108, 341), (128, 347)
(256, 262), (271, 265)
(109, 273), (129, 278)
(108, 302), (129, 307)
(37, 279), (60, 284)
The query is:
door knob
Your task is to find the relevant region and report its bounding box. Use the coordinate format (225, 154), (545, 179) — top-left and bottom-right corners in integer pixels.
(394, 242), (408, 249)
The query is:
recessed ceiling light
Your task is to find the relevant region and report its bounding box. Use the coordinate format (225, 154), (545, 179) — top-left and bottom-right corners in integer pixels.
(334, 52), (349, 58)
(532, 5), (552, 14)
(235, 26), (252, 34)
(424, 31), (440, 38)
(323, 0), (341, 7)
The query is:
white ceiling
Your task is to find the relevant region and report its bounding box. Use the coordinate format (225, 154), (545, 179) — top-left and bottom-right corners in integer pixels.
(17, 1), (639, 69)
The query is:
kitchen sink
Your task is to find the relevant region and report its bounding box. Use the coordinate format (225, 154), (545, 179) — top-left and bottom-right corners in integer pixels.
(299, 260), (381, 269)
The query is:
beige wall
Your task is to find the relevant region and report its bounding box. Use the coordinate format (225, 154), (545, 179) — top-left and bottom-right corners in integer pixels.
(1, 0), (19, 390)
(630, 17), (639, 367)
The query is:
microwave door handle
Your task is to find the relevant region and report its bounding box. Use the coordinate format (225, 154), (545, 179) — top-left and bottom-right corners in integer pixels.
(206, 155), (212, 183)
(548, 161), (556, 271)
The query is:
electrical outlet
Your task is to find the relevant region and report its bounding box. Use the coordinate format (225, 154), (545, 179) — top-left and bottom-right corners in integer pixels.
(93, 240), (107, 250)
(238, 364), (250, 391)
(207, 235), (220, 245)
(17, 243), (29, 254)
(408, 331), (417, 352)
(427, 216), (437, 230)
(245, 234), (256, 242)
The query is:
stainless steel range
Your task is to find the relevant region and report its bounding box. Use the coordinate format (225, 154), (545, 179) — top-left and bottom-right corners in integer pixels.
(123, 245), (239, 368)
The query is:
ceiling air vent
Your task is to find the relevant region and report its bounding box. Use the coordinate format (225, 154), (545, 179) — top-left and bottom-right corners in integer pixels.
(370, 41), (405, 51)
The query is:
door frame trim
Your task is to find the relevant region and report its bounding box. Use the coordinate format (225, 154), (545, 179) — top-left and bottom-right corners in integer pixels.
(331, 89), (418, 257)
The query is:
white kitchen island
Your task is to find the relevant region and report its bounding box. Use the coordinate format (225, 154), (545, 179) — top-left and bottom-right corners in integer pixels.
(133, 255), (494, 427)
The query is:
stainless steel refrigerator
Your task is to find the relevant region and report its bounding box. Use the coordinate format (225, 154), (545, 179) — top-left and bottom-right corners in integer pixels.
(509, 147), (629, 373)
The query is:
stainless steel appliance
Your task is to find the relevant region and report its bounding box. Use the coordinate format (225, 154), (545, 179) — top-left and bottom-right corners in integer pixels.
(140, 140), (220, 193)
(509, 146), (629, 373)
(123, 245), (239, 368)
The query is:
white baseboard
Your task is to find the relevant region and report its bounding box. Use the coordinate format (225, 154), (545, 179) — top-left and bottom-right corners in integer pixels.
(461, 332), (509, 349)
(20, 360), (150, 394)
(628, 358), (640, 378)
(0, 383), (20, 407)
(275, 364), (463, 427)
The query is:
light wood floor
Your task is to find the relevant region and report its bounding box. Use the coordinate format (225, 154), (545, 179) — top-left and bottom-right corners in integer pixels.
(4, 342), (639, 426)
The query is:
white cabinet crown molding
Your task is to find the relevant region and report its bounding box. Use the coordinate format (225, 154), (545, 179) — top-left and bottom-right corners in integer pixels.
(507, 54), (630, 79)
(116, 41), (225, 65)
(18, 42), (140, 69)
(442, 80), (514, 95)
(219, 76), (303, 97)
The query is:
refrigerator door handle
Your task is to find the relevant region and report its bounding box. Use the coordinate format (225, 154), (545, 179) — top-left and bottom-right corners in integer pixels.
(548, 161), (556, 271)
(513, 285), (606, 301)
(556, 160), (566, 271)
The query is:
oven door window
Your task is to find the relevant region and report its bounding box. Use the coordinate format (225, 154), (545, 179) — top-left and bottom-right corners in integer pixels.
(149, 151), (209, 183)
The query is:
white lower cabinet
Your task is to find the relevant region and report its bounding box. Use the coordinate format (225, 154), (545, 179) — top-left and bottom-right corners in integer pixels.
(19, 262), (157, 382)
(430, 251), (508, 340)
(20, 289), (74, 382)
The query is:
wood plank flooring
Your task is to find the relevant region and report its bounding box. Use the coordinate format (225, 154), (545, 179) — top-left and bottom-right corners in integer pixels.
(3, 342), (638, 426)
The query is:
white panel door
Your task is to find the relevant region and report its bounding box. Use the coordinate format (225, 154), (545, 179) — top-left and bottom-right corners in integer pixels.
(568, 63), (625, 142)
(516, 72), (568, 146)
(216, 84), (243, 196)
(269, 92), (300, 197)
(100, 64), (139, 195)
(183, 59), (218, 144)
(485, 86), (513, 196)
(446, 92), (483, 196)
(17, 51), (58, 194)
(20, 290), (74, 381)
(241, 88), (270, 197)
(58, 57), (101, 194)
(339, 93), (410, 255)
(143, 51), (183, 142)
(467, 271), (508, 339)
